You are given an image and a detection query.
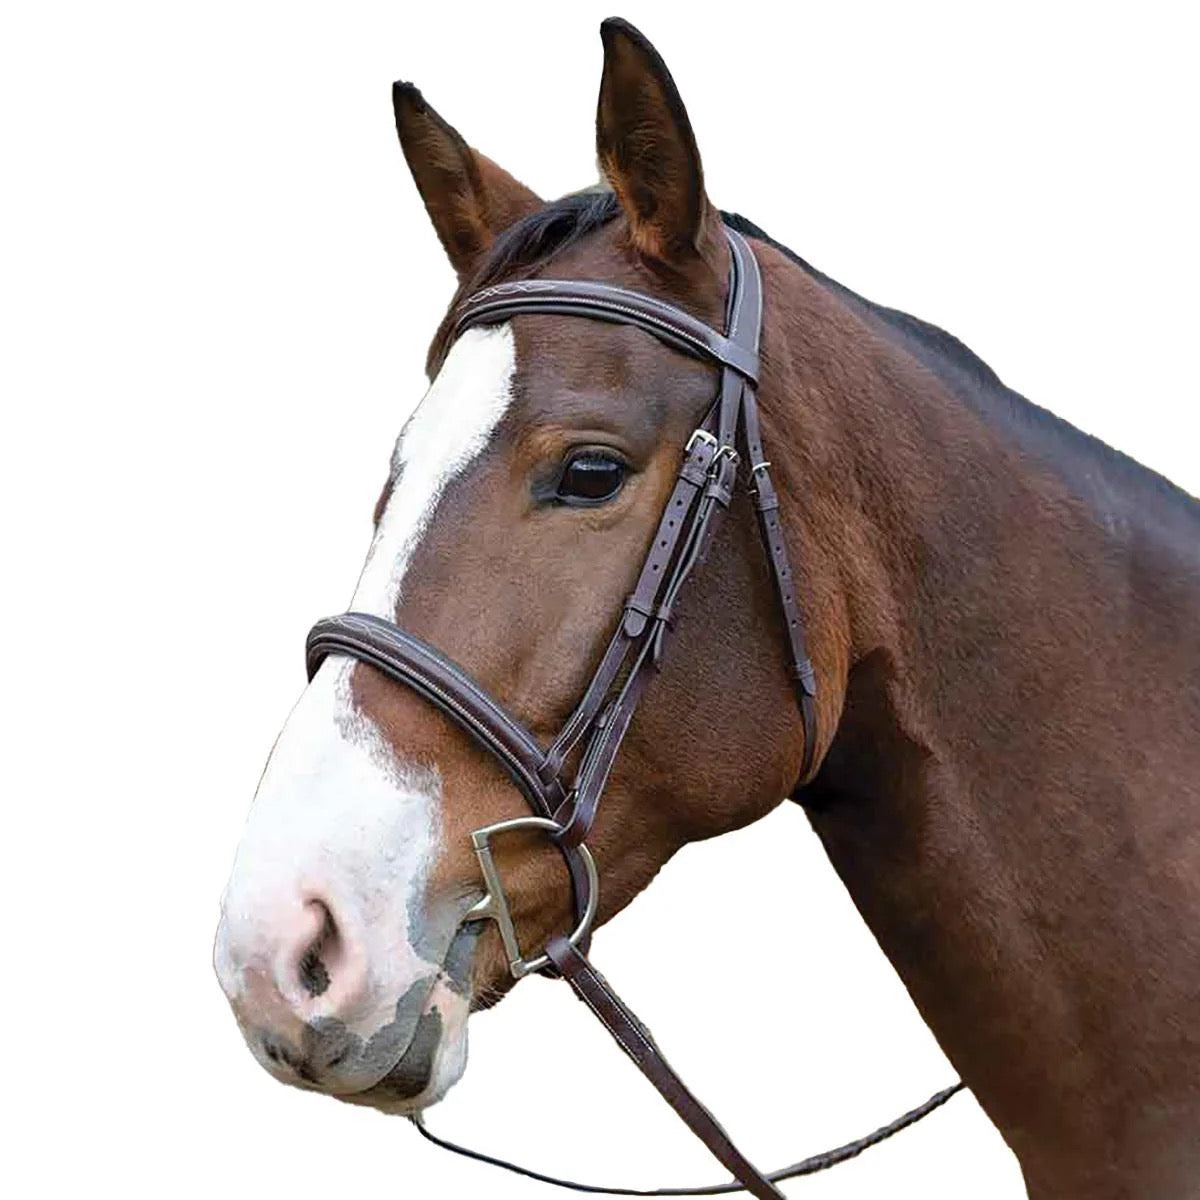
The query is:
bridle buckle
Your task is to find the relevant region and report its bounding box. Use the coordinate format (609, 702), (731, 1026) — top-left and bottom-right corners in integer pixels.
(464, 815), (599, 979)
(710, 444), (739, 470)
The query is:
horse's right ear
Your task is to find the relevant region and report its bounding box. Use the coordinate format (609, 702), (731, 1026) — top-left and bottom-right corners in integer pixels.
(595, 19), (723, 272)
(392, 83), (543, 279)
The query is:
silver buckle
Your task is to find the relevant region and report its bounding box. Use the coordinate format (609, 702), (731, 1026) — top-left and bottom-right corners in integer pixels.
(685, 428), (718, 454)
(709, 444), (739, 471)
(463, 816), (599, 979)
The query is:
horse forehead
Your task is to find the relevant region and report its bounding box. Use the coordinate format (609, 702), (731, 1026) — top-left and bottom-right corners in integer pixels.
(351, 324), (517, 620)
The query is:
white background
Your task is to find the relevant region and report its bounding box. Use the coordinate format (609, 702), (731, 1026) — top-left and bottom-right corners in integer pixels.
(3, 3), (1196, 1197)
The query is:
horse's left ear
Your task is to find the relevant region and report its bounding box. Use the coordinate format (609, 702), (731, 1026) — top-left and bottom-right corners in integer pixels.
(596, 19), (724, 271)
(393, 82), (544, 279)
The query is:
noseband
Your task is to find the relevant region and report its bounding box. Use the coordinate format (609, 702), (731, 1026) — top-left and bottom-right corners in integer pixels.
(306, 228), (961, 1196)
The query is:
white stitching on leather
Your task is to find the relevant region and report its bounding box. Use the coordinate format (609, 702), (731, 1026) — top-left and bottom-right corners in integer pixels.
(574, 959), (658, 1061)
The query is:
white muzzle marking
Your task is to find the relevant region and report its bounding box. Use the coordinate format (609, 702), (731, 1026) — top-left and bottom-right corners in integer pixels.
(215, 325), (516, 1103)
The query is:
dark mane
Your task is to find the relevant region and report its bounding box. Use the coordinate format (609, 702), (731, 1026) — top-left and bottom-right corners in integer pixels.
(467, 192), (1197, 525)
(463, 189), (624, 294)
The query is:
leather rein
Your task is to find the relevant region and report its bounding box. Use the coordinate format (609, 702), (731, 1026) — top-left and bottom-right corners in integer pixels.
(306, 229), (962, 1195)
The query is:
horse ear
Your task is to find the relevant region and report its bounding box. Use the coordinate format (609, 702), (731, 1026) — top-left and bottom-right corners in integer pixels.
(595, 19), (723, 269)
(392, 82), (543, 279)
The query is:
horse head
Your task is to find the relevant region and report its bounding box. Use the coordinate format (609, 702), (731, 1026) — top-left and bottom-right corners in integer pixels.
(214, 20), (823, 1113)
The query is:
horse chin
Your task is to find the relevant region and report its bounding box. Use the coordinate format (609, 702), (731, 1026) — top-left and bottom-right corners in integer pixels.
(339, 974), (472, 1115)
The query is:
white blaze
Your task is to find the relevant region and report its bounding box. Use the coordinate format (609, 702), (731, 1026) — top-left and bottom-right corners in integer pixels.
(216, 325), (516, 1093)
(353, 325), (517, 616)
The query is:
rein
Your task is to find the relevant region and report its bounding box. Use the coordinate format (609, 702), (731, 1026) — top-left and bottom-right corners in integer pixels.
(306, 229), (962, 1195)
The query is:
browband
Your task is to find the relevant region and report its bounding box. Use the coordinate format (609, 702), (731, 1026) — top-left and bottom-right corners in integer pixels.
(444, 277), (761, 383)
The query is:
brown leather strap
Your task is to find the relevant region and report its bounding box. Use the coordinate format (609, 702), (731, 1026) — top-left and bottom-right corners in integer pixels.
(447, 278), (761, 384)
(621, 425), (720, 639)
(555, 414), (732, 849)
(741, 389), (818, 780)
(722, 235), (817, 780)
(555, 637), (656, 847)
(545, 418), (720, 763)
(307, 613), (563, 815)
(546, 939), (786, 1200)
(305, 613), (596, 938)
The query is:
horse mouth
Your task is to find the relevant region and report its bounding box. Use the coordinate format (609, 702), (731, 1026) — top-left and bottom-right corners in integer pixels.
(336, 923), (479, 1112)
(338, 991), (469, 1113)
(342, 1009), (443, 1105)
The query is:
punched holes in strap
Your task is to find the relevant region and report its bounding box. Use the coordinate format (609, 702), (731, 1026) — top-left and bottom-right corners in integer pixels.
(753, 494), (815, 696)
(535, 419), (721, 809)
(622, 426), (718, 639)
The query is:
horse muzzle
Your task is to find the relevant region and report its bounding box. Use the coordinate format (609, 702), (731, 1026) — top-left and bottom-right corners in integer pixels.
(214, 887), (476, 1106)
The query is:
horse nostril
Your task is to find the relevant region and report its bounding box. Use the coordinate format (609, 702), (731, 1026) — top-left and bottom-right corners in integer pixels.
(297, 901), (336, 998)
(299, 947), (330, 997)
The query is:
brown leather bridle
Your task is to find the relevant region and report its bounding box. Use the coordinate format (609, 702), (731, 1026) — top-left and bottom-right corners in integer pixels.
(306, 228), (961, 1196)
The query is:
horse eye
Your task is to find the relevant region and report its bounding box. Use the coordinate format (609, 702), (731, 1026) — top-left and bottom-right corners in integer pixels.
(556, 452), (627, 505)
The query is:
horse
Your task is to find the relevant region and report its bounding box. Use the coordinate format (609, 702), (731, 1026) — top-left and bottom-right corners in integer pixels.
(214, 18), (1200, 1199)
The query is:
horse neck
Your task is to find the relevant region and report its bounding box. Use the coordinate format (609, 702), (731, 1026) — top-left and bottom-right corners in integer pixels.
(763, 260), (1200, 1194)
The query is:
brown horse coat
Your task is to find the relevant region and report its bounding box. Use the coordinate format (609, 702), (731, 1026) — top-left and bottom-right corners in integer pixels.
(217, 19), (1200, 1199)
